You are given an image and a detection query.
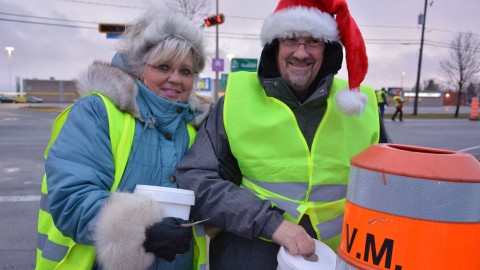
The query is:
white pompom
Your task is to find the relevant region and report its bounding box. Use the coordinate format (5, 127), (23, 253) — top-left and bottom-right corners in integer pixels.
(335, 88), (368, 115)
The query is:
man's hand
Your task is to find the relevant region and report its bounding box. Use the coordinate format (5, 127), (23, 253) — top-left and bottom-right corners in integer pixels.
(271, 220), (315, 256)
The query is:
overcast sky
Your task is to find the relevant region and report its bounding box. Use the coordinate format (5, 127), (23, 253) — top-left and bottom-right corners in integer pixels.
(1, 0), (479, 93)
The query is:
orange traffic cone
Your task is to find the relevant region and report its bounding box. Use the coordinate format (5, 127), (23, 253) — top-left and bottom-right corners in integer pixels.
(337, 144), (480, 270)
(469, 97), (479, 120)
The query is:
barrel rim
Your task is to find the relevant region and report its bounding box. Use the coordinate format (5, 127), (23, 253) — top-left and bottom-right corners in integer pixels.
(351, 143), (480, 183)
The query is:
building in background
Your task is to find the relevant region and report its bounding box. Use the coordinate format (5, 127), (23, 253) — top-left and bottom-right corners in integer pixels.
(442, 90), (468, 106)
(22, 78), (78, 103)
(403, 90), (443, 106)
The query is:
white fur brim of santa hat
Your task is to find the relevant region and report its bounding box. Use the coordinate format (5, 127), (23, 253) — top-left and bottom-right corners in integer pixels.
(260, 6), (339, 46)
(259, 0), (369, 115)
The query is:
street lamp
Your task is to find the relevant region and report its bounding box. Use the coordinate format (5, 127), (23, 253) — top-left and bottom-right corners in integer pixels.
(5, 46), (15, 92)
(226, 53), (235, 61)
(401, 72), (406, 90)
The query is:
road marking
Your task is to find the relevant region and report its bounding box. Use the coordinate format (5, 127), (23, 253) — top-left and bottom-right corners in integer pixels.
(0, 195), (40, 202)
(4, 167), (20, 173)
(2, 111), (55, 122)
(457, 145), (480, 152)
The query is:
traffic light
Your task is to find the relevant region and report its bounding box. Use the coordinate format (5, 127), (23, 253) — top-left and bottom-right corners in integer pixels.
(204, 14), (225, 27)
(98, 23), (127, 34)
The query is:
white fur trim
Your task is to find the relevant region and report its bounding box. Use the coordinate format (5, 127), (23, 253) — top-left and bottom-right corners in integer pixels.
(76, 61), (141, 119)
(335, 88), (368, 115)
(188, 93), (212, 128)
(93, 192), (164, 270)
(260, 7), (339, 46)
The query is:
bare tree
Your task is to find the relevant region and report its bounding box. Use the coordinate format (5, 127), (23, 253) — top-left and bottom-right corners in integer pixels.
(423, 79), (441, 91)
(164, 0), (213, 24)
(440, 32), (480, 117)
(466, 82), (476, 104)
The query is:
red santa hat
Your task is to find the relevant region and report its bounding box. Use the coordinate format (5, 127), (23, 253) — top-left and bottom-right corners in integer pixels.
(260, 0), (369, 115)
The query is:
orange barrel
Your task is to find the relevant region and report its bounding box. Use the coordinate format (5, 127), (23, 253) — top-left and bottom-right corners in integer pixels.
(469, 97), (479, 121)
(336, 143), (480, 270)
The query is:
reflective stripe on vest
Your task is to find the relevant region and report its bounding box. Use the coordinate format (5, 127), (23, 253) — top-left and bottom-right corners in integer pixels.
(224, 72), (380, 251)
(36, 93), (206, 270)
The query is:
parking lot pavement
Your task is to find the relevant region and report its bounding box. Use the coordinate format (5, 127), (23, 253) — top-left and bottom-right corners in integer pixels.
(385, 105), (471, 115)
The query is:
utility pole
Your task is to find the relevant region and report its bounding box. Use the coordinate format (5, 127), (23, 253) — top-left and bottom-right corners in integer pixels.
(5, 47), (14, 92)
(213, 0), (219, 103)
(413, 0), (429, 115)
(202, 4), (224, 103)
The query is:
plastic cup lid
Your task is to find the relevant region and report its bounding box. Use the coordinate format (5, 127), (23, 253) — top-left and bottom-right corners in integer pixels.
(134, 185), (195, 205)
(134, 185), (194, 196)
(277, 239), (336, 270)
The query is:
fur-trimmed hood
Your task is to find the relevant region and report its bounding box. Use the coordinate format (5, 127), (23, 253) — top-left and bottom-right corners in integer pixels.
(75, 61), (211, 128)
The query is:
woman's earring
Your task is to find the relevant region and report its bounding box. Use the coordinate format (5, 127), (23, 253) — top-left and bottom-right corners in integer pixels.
(141, 78), (148, 87)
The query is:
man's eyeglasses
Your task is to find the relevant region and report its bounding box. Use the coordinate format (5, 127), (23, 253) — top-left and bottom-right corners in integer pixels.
(279, 38), (325, 51)
(147, 64), (197, 79)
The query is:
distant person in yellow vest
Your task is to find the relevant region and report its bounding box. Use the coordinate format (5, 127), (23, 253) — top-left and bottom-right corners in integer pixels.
(176, 0), (390, 269)
(35, 6), (211, 270)
(376, 87), (388, 118)
(392, 89), (404, 121)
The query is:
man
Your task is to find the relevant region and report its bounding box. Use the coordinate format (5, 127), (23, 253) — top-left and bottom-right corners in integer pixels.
(176, 0), (390, 269)
(376, 87), (388, 118)
(392, 89), (404, 121)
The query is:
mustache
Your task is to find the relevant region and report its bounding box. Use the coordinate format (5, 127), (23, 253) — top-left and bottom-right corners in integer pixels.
(286, 56), (315, 65)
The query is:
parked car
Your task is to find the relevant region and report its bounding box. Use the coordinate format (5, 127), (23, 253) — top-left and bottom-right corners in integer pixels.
(13, 96), (27, 103)
(27, 96), (43, 103)
(0, 95), (17, 103)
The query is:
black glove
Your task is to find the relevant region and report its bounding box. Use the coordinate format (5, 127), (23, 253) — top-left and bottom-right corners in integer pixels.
(143, 217), (192, 262)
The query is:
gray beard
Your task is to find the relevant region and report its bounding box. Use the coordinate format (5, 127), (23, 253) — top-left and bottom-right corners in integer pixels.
(285, 70), (312, 90)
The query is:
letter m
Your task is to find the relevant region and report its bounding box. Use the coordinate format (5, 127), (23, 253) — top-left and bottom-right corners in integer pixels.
(363, 233), (394, 269)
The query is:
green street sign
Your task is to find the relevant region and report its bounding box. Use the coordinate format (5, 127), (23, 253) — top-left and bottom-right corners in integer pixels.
(231, 58), (258, 72)
(221, 74), (229, 89)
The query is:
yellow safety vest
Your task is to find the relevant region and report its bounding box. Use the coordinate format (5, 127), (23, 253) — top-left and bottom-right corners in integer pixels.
(36, 93), (206, 270)
(393, 95), (403, 107)
(376, 90), (385, 103)
(224, 72), (379, 251)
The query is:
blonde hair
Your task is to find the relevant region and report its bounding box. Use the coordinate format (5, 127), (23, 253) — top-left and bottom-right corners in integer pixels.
(116, 8), (205, 79)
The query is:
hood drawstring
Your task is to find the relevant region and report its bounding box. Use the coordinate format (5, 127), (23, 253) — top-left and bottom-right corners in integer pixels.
(144, 112), (156, 130)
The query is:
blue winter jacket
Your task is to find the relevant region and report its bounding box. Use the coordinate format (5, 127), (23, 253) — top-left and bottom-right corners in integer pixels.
(45, 57), (209, 270)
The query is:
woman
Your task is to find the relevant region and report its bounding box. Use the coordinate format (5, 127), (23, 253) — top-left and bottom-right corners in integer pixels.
(35, 8), (209, 270)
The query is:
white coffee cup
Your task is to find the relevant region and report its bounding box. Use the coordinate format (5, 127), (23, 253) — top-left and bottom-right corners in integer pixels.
(277, 239), (336, 270)
(134, 185), (195, 220)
